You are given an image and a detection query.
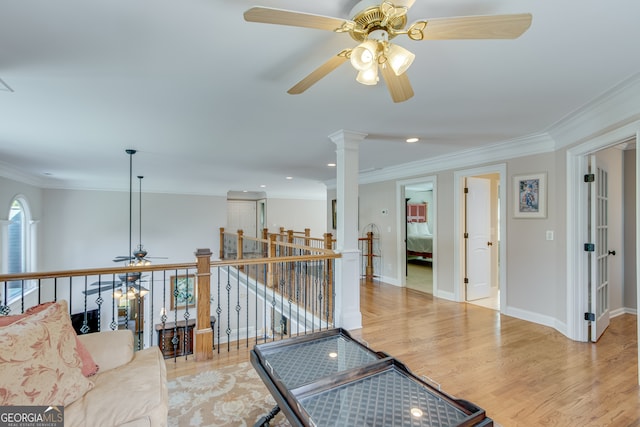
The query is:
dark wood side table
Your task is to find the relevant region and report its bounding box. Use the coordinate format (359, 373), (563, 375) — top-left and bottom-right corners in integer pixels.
(156, 316), (216, 358)
(156, 319), (195, 358)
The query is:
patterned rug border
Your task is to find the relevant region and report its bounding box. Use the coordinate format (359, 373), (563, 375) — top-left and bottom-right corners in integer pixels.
(168, 361), (289, 427)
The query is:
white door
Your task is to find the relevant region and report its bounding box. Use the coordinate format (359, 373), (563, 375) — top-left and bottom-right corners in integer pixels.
(227, 200), (257, 237)
(589, 156), (610, 342)
(465, 177), (492, 301)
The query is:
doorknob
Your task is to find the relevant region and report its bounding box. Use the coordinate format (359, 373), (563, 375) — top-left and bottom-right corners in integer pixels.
(487, 241), (493, 246)
(608, 250), (616, 256)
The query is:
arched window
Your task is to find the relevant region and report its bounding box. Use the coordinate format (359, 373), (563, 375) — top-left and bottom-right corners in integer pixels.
(5, 197), (35, 303)
(8, 199), (26, 274)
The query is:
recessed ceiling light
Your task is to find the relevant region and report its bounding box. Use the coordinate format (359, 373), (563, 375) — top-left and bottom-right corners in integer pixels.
(327, 163), (336, 167)
(285, 176), (293, 180)
(406, 137), (419, 143)
(260, 184), (266, 188)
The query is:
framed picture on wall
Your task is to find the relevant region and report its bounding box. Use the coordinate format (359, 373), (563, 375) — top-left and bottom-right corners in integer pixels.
(331, 199), (337, 230)
(513, 173), (547, 218)
(170, 275), (196, 310)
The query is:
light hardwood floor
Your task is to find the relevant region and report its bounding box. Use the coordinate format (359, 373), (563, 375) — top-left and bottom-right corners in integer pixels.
(166, 281), (640, 426)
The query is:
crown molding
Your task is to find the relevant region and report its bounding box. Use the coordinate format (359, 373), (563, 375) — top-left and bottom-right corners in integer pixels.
(547, 72), (640, 148)
(325, 132), (555, 189)
(0, 161), (47, 187)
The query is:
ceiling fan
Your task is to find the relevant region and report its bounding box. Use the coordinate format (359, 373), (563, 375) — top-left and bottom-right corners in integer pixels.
(84, 275), (150, 299)
(244, 0), (532, 102)
(113, 151), (166, 266)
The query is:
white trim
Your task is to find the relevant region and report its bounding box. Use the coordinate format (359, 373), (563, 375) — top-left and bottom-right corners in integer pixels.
(436, 289), (456, 301)
(453, 164), (507, 310)
(609, 307), (637, 318)
(565, 121), (640, 343)
(504, 305), (567, 336)
(325, 133), (554, 190)
(379, 275), (401, 287)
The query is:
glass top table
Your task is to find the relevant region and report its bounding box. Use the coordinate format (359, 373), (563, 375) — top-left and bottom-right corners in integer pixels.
(251, 328), (492, 427)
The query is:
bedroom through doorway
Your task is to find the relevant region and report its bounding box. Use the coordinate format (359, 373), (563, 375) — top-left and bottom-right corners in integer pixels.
(405, 182), (434, 295)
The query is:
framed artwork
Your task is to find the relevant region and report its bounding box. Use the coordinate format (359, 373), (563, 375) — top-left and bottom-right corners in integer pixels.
(331, 199), (337, 230)
(513, 173), (547, 218)
(170, 275), (196, 310)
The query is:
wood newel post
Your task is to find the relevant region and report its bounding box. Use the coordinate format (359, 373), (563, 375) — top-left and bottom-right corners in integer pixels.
(324, 232), (334, 292)
(268, 234), (277, 288)
(279, 226), (285, 234)
(304, 228), (310, 247)
(237, 229), (244, 271)
(366, 231), (374, 280)
(194, 248), (213, 361)
(324, 232), (333, 250)
(262, 228), (269, 257)
(219, 227), (225, 259)
(237, 230), (244, 260)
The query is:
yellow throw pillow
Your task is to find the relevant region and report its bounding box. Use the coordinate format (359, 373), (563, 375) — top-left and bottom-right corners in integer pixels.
(0, 300), (94, 406)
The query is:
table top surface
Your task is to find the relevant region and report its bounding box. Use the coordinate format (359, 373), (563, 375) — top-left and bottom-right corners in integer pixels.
(252, 329), (491, 427)
(256, 334), (381, 389)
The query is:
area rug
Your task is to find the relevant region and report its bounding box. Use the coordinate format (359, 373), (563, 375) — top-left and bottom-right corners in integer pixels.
(168, 361), (290, 427)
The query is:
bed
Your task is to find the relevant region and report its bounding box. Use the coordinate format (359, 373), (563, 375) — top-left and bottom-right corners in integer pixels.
(407, 221), (433, 260)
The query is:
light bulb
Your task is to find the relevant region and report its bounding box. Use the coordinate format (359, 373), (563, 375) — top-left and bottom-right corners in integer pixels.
(350, 40), (379, 71)
(387, 43), (415, 76)
(356, 64), (379, 85)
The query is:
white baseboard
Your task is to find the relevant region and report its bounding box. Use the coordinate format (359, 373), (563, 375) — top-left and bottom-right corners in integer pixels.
(436, 289), (456, 301)
(378, 275), (401, 287)
(504, 305), (567, 336)
(611, 307), (637, 317)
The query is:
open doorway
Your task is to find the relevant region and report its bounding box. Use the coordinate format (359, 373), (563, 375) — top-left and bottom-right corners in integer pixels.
(454, 164), (507, 311)
(406, 183), (434, 294)
(397, 176), (437, 295)
(566, 137), (640, 344)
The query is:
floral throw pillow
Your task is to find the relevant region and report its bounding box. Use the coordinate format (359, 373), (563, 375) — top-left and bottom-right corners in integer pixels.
(0, 300), (94, 406)
(0, 301), (99, 377)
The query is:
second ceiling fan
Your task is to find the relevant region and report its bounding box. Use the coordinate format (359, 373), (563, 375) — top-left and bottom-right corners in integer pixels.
(244, 0), (532, 103)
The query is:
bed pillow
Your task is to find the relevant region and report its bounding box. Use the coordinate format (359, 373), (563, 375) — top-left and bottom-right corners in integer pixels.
(0, 302), (99, 377)
(416, 222), (431, 235)
(0, 300), (95, 406)
(407, 222), (418, 235)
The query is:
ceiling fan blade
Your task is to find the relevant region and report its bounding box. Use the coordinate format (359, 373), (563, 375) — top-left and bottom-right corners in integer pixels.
(409, 13), (532, 40)
(380, 65), (414, 103)
(288, 50), (350, 95)
(244, 7), (353, 32)
(84, 285), (121, 296)
(89, 280), (120, 287)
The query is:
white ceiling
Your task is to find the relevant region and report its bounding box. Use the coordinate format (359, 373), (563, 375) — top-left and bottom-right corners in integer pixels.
(1, 0), (639, 199)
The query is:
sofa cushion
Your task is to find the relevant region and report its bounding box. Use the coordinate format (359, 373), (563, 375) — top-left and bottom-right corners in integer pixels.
(77, 329), (134, 373)
(65, 346), (168, 427)
(0, 300), (94, 406)
(0, 301), (99, 377)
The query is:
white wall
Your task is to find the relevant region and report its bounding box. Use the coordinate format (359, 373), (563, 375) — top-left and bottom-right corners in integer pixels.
(266, 197), (327, 237)
(39, 189), (227, 270)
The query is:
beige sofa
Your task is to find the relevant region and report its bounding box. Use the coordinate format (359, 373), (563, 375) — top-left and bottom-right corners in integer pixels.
(66, 330), (168, 427)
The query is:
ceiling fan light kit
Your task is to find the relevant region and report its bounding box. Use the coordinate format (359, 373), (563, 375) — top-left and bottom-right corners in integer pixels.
(244, 1), (531, 102)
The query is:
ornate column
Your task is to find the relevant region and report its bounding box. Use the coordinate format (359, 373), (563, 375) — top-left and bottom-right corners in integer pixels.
(329, 130), (367, 330)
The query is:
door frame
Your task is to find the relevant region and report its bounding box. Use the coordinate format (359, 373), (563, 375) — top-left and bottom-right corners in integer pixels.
(566, 123), (639, 343)
(396, 176), (437, 294)
(454, 164), (507, 309)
